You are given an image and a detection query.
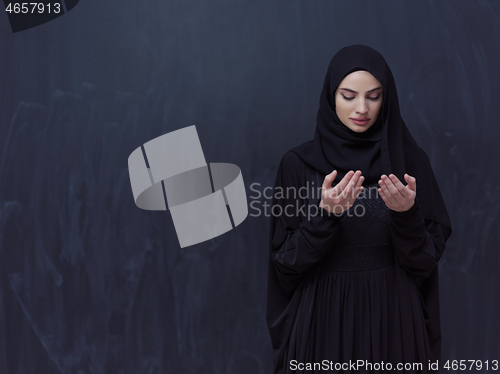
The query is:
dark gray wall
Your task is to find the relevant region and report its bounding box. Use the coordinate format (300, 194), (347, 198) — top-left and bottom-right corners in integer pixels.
(1, 1), (499, 373)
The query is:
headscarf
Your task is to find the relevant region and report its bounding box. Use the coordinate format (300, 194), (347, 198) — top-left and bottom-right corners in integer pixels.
(291, 44), (452, 240)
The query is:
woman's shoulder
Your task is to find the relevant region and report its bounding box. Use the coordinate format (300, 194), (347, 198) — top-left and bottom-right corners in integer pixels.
(279, 150), (302, 168)
(279, 140), (314, 168)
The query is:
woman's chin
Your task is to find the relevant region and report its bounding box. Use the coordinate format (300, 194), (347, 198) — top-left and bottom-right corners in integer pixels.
(347, 124), (372, 133)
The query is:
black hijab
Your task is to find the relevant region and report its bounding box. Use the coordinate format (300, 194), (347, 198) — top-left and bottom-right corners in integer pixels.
(291, 44), (452, 239)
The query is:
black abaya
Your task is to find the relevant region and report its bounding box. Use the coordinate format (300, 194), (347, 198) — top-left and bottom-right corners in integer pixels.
(267, 151), (449, 373)
(266, 45), (452, 374)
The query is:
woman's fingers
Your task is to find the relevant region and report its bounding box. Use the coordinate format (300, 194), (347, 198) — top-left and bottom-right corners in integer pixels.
(322, 170), (337, 200)
(343, 170), (362, 198)
(388, 174), (409, 198)
(405, 173), (417, 193)
(378, 177), (397, 204)
(324, 171), (416, 213)
(357, 175), (365, 189)
(379, 187), (387, 200)
(381, 175), (403, 199)
(378, 173), (417, 211)
(342, 182), (364, 213)
(321, 170), (365, 214)
(322, 170), (337, 191)
(335, 170), (355, 194)
(352, 185), (364, 201)
(349, 174), (364, 200)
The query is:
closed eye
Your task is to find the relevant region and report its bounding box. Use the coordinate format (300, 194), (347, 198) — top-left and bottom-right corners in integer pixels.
(342, 94), (380, 101)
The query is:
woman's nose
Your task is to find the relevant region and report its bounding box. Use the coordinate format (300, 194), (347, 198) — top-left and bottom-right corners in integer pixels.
(356, 99), (368, 114)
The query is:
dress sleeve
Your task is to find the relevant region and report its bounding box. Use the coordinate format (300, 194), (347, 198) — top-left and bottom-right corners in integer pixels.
(269, 152), (342, 295)
(389, 195), (447, 281)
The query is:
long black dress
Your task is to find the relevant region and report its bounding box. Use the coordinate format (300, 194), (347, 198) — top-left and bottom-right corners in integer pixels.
(267, 151), (449, 374)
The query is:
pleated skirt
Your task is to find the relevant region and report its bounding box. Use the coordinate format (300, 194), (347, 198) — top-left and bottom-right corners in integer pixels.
(281, 243), (434, 374)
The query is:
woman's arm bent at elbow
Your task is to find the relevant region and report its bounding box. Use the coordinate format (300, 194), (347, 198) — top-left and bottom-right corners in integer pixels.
(390, 196), (447, 281)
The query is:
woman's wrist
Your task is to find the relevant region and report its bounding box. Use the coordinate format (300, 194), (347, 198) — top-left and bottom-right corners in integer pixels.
(319, 199), (349, 215)
(390, 196), (420, 216)
(318, 200), (345, 218)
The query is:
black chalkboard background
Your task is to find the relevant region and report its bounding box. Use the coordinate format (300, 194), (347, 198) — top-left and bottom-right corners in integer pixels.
(1, 1), (499, 373)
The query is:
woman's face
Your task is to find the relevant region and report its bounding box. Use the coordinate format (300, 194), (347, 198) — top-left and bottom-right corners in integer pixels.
(334, 70), (383, 133)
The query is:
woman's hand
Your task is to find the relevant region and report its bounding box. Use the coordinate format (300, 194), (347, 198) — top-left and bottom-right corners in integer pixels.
(378, 173), (416, 212)
(319, 170), (364, 215)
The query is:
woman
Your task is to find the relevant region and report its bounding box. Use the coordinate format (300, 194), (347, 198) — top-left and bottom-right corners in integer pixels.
(266, 45), (452, 373)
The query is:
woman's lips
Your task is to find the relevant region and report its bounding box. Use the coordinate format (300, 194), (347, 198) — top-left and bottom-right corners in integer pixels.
(351, 118), (370, 125)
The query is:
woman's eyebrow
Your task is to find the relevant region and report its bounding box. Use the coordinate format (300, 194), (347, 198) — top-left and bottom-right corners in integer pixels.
(339, 86), (382, 93)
